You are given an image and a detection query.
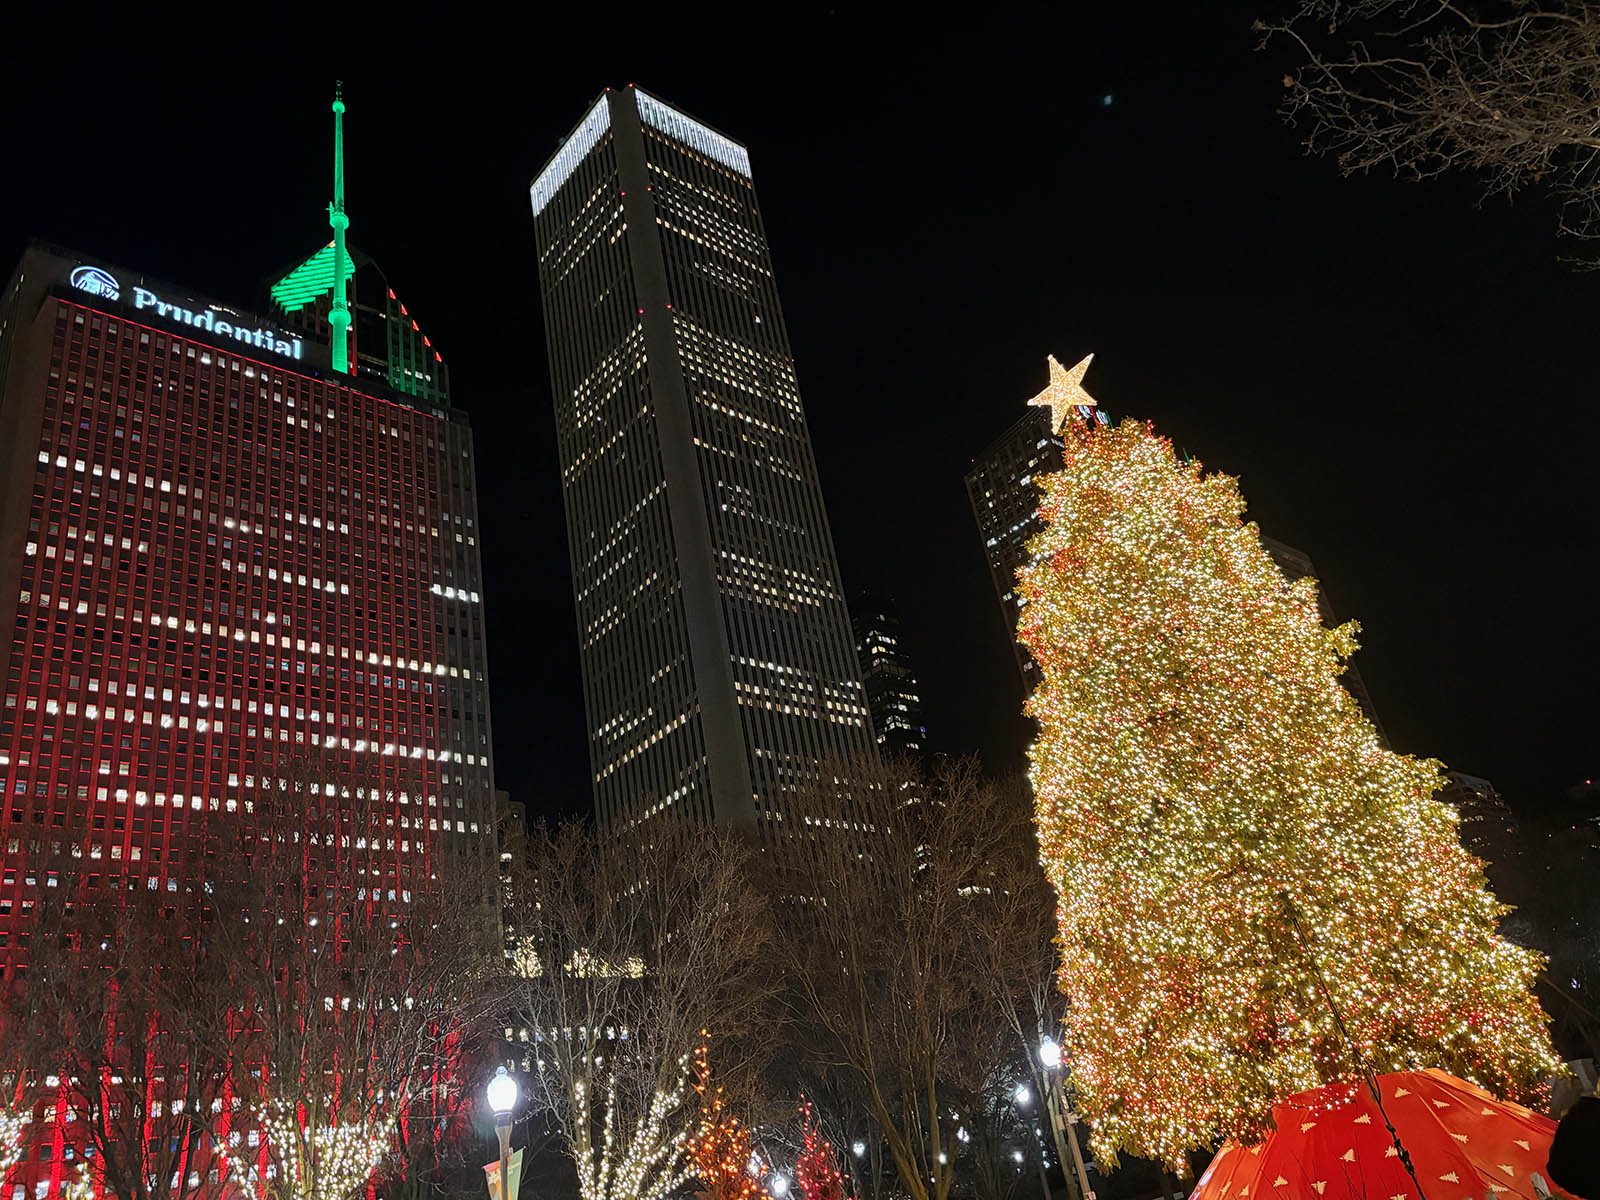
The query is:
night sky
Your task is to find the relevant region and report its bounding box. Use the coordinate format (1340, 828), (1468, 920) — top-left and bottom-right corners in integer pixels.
(3, 5), (1594, 821)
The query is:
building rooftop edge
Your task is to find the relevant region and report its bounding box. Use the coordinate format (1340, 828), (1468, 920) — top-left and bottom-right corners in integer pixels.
(529, 86), (753, 216)
(17, 240), (468, 425)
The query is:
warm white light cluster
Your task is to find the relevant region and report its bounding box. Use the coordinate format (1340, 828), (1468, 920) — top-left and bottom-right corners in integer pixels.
(254, 1100), (388, 1200)
(570, 1055), (693, 1200)
(0, 1108), (27, 1181)
(1018, 414), (1558, 1168)
(59, 1162), (96, 1200)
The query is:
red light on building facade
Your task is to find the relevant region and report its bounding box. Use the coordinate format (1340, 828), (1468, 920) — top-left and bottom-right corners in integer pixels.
(0, 244), (497, 1199)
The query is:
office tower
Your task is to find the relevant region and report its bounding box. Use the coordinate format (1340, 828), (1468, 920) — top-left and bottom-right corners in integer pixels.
(0, 91), (494, 1199)
(530, 86), (873, 834)
(0, 241), (497, 867)
(851, 592), (927, 760)
(1259, 536), (1389, 747)
(1438, 771), (1519, 876)
(0, 236), (497, 1047)
(966, 356), (1108, 687)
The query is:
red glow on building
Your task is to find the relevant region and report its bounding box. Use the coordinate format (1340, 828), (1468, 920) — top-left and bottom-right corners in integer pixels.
(0, 245), (497, 1199)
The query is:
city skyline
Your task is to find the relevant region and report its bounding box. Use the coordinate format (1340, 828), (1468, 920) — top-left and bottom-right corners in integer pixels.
(0, 7), (1593, 816)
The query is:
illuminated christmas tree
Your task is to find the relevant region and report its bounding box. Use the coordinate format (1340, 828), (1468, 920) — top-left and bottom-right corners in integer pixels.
(793, 1101), (844, 1200)
(688, 1043), (761, 1200)
(1015, 399), (1557, 1169)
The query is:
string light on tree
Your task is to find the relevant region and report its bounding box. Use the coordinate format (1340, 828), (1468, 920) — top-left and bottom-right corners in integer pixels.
(794, 1100), (844, 1200)
(255, 1100), (388, 1200)
(1015, 404), (1558, 1169)
(688, 1041), (763, 1200)
(568, 1051), (695, 1200)
(0, 1109), (27, 1183)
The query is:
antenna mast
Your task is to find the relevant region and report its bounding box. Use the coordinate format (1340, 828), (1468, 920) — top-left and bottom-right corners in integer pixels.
(328, 82), (350, 375)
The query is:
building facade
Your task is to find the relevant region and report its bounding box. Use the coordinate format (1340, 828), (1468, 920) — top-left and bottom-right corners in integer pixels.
(0, 244), (496, 1193)
(530, 86), (873, 835)
(966, 381), (1109, 689)
(851, 592), (926, 760)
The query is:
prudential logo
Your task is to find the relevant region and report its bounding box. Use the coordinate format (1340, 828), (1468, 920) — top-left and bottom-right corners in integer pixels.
(69, 265), (121, 301)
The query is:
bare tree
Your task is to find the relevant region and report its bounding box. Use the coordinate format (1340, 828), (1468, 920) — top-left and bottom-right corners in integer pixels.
(763, 1064), (885, 1200)
(220, 752), (502, 1200)
(963, 776), (1090, 1200)
(776, 755), (1044, 1200)
(1259, 0), (1600, 262)
(1, 975), (39, 1187)
(11, 862), (246, 1200)
(502, 818), (777, 1200)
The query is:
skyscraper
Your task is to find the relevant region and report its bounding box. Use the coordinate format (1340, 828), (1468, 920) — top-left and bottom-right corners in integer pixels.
(530, 86), (873, 835)
(851, 592), (927, 760)
(966, 356), (1108, 687)
(0, 93), (495, 1199)
(0, 238), (496, 1193)
(0, 242), (496, 884)
(1438, 770), (1518, 877)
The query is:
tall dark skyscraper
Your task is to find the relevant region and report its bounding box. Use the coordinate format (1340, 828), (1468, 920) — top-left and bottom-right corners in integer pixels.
(530, 86), (873, 835)
(851, 592), (926, 760)
(1439, 770), (1518, 875)
(966, 355), (1107, 687)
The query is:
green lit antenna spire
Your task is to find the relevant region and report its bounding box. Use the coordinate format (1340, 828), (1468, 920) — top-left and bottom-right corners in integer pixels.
(328, 82), (350, 375)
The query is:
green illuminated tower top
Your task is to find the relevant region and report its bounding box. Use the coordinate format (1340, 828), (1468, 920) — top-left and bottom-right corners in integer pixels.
(267, 85), (450, 406)
(328, 83), (350, 375)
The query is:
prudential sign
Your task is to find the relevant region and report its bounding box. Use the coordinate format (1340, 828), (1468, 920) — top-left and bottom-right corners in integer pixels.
(69, 264), (306, 361)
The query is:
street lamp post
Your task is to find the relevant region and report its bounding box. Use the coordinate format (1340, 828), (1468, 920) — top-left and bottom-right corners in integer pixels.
(1039, 1037), (1094, 1200)
(488, 1066), (520, 1200)
(1011, 1078), (1055, 1200)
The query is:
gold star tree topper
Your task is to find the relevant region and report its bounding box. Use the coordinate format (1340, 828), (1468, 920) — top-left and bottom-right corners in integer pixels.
(1028, 353), (1097, 432)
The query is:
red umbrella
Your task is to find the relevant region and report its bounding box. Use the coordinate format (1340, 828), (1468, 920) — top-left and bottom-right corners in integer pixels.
(1192, 1070), (1562, 1200)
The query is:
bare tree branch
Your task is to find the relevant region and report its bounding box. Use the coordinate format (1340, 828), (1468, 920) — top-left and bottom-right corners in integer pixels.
(502, 818), (777, 1200)
(1259, 0), (1600, 263)
(775, 756), (1051, 1200)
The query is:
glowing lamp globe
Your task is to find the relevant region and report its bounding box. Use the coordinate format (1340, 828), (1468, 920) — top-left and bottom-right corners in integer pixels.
(852, 1141), (867, 1159)
(487, 1066), (519, 1119)
(1039, 1037), (1063, 1070)
(769, 1175), (790, 1197)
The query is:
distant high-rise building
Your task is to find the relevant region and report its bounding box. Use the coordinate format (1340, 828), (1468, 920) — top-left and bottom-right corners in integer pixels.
(1260, 536), (1389, 747)
(1438, 771), (1518, 870)
(851, 592), (927, 760)
(529, 86), (873, 836)
(966, 355), (1107, 687)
